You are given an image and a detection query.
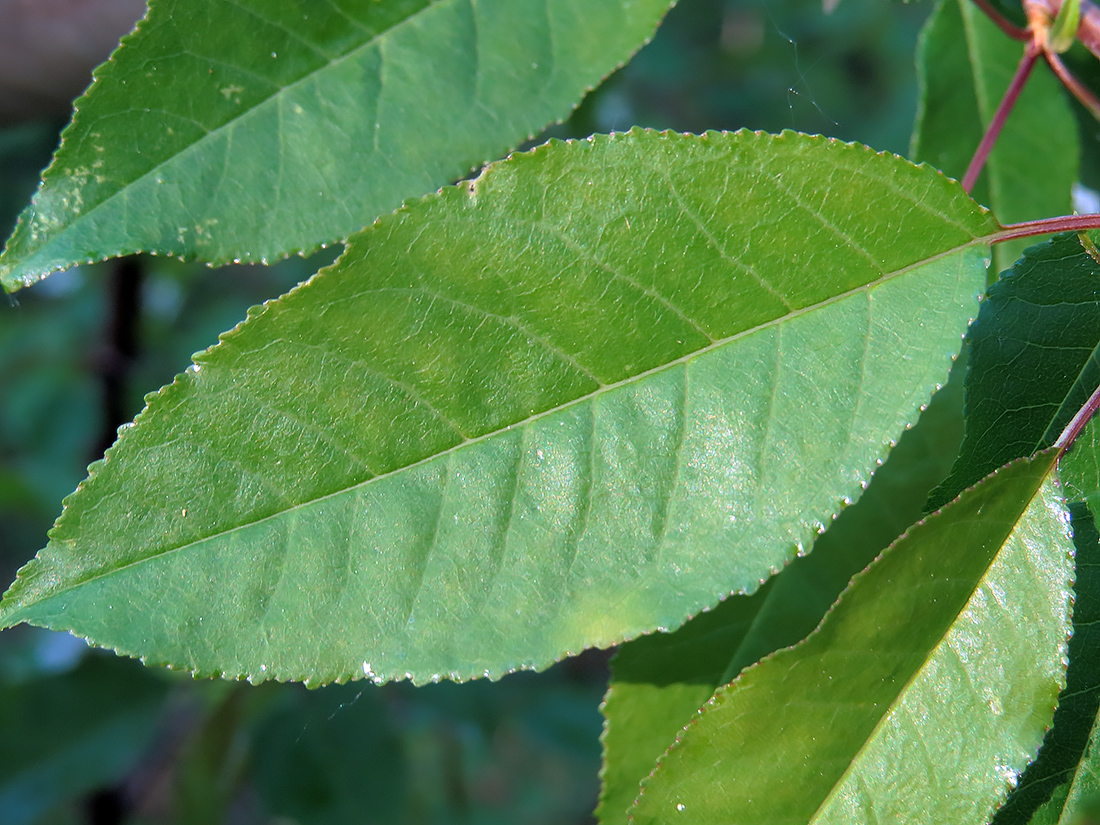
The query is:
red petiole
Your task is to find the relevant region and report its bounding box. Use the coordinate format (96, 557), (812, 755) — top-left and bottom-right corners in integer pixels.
(961, 39), (1041, 193)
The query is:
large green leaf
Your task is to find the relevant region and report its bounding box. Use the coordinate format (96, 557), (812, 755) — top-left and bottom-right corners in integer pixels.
(0, 130), (996, 685)
(0, 0), (674, 292)
(596, 359), (966, 825)
(910, 0), (1077, 274)
(631, 454), (1074, 825)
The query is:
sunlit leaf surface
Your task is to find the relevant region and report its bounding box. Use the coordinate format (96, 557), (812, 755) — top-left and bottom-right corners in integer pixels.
(1022, 417), (1100, 825)
(0, 130), (994, 685)
(902, 231), (1100, 823)
(632, 455), (1073, 825)
(596, 364), (966, 825)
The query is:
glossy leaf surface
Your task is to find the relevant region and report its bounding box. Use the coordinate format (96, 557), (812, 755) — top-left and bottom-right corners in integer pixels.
(596, 362), (966, 825)
(910, 232), (1100, 823)
(0, 130), (995, 685)
(1023, 417), (1100, 825)
(0, 0), (673, 291)
(911, 0), (1076, 274)
(632, 455), (1074, 825)
(990, 500), (1100, 825)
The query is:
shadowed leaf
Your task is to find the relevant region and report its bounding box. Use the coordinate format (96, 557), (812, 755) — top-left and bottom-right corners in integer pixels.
(911, 0), (1076, 274)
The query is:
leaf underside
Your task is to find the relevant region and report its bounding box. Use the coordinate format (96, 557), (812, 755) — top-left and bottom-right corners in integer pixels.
(0, 130), (995, 686)
(0, 0), (674, 291)
(632, 454), (1073, 825)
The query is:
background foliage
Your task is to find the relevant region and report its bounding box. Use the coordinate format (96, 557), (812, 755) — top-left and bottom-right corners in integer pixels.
(2, 0), (1082, 821)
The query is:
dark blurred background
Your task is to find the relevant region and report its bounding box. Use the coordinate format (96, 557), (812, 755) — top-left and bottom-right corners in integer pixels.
(0, 0), (931, 822)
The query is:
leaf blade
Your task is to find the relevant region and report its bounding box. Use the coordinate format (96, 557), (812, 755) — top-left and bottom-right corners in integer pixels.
(928, 232), (1100, 510)
(0, 0), (674, 291)
(1015, 416), (1100, 825)
(596, 362), (966, 825)
(911, 0), (1077, 274)
(0, 131), (996, 685)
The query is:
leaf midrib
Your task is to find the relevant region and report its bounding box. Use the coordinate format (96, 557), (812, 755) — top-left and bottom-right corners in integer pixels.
(17, 234), (993, 610)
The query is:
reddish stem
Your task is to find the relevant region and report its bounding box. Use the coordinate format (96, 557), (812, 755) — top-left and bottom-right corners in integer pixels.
(993, 213), (1100, 243)
(1056, 381), (1100, 451)
(971, 0), (1032, 39)
(1044, 49), (1100, 120)
(962, 40), (1042, 193)
(1027, 0), (1100, 61)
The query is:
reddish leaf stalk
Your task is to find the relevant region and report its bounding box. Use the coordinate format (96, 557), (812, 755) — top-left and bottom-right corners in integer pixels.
(971, 0), (1031, 39)
(1056, 381), (1100, 451)
(1044, 49), (1100, 119)
(962, 40), (1042, 193)
(993, 213), (1100, 242)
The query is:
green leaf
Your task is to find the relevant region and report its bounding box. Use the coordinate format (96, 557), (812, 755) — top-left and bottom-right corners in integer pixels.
(596, 359), (966, 825)
(928, 232), (1100, 511)
(914, 232), (1100, 823)
(990, 500), (1100, 825)
(251, 671), (604, 823)
(911, 0), (1077, 274)
(0, 0), (674, 292)
(1021, 417), (1100, 825)
(631, 454), (1074, 825)
(1049, 0), (1083, 55)
(0, 130), (996, 685)
(1065, 413), (1100, 517)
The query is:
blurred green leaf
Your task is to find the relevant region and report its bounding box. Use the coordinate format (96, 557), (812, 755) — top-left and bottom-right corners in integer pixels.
(0, 0), (674, 291)
(0, 654), (168, 825)
(0, 130), (994, 685)
(911, 0), (1077, 273)
(631, 454), (1073, 824)
(251, 668), (604, 825)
